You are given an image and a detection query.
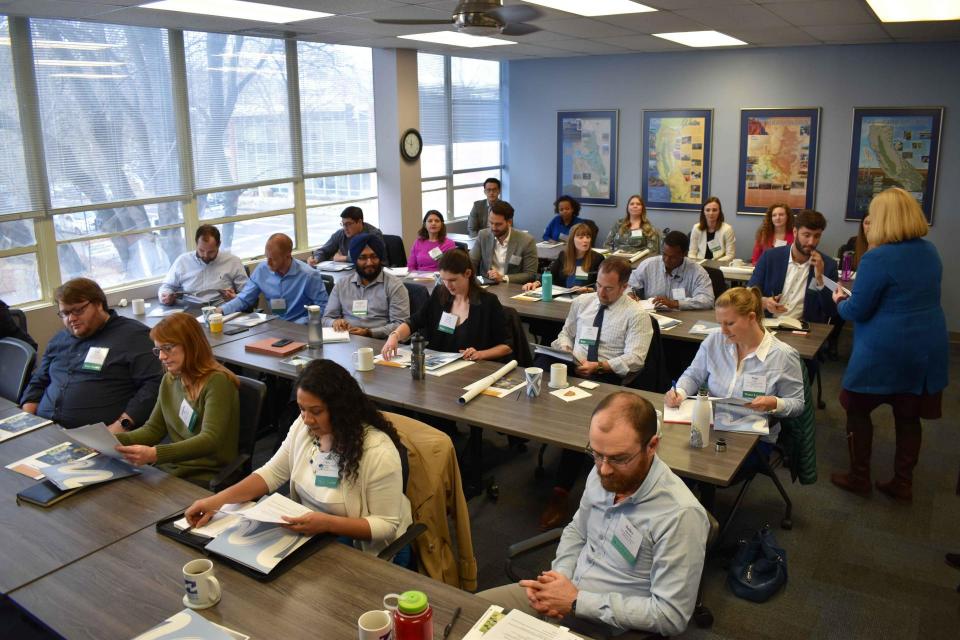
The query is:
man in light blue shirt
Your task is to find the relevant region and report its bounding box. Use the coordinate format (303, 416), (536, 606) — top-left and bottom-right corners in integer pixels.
(628, 230), (714, 310)
(158, 224), (247, 305)
(218, 233), (327, 323)
(479, 393), (710, 638)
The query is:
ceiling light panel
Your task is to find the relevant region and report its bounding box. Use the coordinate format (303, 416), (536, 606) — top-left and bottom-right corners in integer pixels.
(524, 1), (656, 17)
(398, 32), (515, 48)
(140, 0), (333, 24)
(866, 0), (960, 22)
(653, 30), (748, 47)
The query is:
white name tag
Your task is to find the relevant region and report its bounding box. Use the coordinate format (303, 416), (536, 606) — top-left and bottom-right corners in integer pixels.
(672, 287), (686, 301)
(707, 238), (723, 254)
(575, 266), (589, 280)
(612, 517), (642, 564)
(428, 247), (444, 260)
(558, 233), (568, 241)
(82, 347), (109, 372)
(270, 298), (287, 314)
(438, 311), (458, 334)
(631, 229), (644, 238)
(314, 452), (340, 488)
(352, 299), (368, 316)
(508, 254), (522, 266)
(774, 239), (787, 248)
(743, 373), (767, 399)
(178, 398), (197, 432)
(578, 326), (599, 346)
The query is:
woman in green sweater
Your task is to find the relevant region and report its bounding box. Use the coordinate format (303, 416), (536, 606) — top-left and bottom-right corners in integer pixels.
(113, 312), (239, 484)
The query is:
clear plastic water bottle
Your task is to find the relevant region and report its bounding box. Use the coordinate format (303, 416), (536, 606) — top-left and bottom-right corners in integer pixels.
(541, 271), (553, 301)
(691, 389), (711, 449)
(305, 305), (322, 350)
(410, 332), (426, 381)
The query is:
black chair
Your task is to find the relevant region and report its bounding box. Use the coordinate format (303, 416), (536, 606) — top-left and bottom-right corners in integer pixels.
(9, 307), (28, 334)
(0, 337), (36, 403)
(320, 274), (334, 295)
(703, 265), (728, 299)
(624, 315), (669, 393)
(383, 235), (407, 268)
(503, 306), (533, 367)
(209, 375), (267, 492)
(403, 282), (430, 313)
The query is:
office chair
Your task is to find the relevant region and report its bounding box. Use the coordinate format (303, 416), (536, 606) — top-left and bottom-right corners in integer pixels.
(403, 282), (430, 312)
(0, 337), (36, 404)
(383, 235), (407, 267)
(703, 266), (728, 299)
(208, 375), (266, 492)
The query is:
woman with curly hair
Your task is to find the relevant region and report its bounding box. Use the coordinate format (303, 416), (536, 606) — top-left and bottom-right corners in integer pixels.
(751, 203), (794, 264)
(185, 359), (412, 556)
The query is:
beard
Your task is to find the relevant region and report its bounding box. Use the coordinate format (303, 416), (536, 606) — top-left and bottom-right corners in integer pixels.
(359, 263), (382, 281)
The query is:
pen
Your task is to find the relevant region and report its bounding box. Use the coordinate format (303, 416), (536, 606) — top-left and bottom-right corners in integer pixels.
(443, 606), (461, 640)
(671, 379), (677, 395)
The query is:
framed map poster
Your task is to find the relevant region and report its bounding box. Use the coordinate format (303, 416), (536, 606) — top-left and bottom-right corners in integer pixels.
(556, 110), (619, 207)
(845, 107), (943, 223)
(642, 109), (712, 211)
(737, 108), (821, 215)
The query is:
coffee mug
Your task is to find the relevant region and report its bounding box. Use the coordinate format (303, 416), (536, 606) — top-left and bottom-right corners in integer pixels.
(182, 558), (221, 610)
(353, 347), (375, 372)
(201, 306), (216, 323)
(131, 298), (145, 315)
(524, 367), (543, 398)
(358, 609), (392, 640)
(208, 313), (224, 334)
(549, 362), (568, 389)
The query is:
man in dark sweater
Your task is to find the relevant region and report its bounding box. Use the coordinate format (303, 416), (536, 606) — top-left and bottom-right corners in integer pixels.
(20, 278), (162, 430)
(308, 205), (383, 264)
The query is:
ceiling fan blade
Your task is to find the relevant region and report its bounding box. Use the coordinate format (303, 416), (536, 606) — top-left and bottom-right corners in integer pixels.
(499, 22), (540, 36)
(372, 18), (455, 25)
(487, 5), (543, 24)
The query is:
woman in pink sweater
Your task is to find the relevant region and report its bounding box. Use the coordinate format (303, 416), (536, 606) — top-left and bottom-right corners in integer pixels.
(408, 210), (457, 271)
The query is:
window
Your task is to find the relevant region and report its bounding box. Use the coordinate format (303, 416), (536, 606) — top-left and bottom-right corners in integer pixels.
(298, 42), (377, 247)
(418, 53), (503, 220)
(197, 183), (295, 259)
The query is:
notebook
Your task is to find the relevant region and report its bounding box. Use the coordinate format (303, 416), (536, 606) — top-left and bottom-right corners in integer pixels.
(244, 337), (307, 357)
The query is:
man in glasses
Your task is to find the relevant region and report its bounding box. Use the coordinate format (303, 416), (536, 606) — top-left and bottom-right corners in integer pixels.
(308, 205), (384, 265)
(479, 392), (709, 639)
(20, 278), (162, 430)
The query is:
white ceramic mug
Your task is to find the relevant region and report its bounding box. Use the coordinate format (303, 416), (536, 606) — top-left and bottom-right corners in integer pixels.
(131, 298), (146, 315)
(358, 609), (393, 640)
(549, 362), (568, 389)
(182, 558), (221, 610)
(353, 347), (375, 371)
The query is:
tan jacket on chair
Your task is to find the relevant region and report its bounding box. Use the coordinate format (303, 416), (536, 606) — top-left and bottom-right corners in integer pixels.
(385, 412), (478, 592)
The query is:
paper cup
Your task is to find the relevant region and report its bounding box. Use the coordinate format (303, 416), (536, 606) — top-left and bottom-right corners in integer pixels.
(524, 367), (543, 397)
(131, 299), (145, 315)
(549, 363), (568, 389)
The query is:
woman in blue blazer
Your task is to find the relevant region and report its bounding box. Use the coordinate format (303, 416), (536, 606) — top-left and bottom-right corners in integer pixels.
(830, 188), (947, 502)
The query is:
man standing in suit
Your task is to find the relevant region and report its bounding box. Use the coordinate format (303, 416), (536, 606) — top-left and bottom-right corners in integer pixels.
(467, 177), (501, 238)
(470, 201), (538, 285)
(748, 209), (838, 324)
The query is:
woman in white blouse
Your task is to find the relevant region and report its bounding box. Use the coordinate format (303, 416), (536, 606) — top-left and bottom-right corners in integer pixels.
(185, 359), (412, 556)
(689, 196), (736, 263)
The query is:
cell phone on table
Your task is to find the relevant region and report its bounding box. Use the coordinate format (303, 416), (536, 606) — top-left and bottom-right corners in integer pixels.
(271, 338), (294, 347)
(222, 327), (248, 336)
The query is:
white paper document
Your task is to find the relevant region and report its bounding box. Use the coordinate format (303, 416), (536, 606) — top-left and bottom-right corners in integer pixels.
(482, 609), (573, 640)
(550, 386), (592, 403)
(663, 398), (713, 425)
(240, 493), (312, 524)
(322, 328), (351, 343)
(63, 423), (123, 459)
(714, 408), (769, 435)
(820, 274), (852, 296)
(384, 267), (409, 277)
(690, 321), (721, 335)
(650, 312), (681, 330)
(174, 501), (256, 538)
(533, 344), (575, 363)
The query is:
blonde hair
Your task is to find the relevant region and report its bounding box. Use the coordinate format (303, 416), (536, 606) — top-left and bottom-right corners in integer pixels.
(866, 188), (928, 246)
(716, 286), (764, 330)
(561, 223), (598, 276)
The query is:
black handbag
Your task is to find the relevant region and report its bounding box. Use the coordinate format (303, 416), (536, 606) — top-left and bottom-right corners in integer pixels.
(727, 524), (788, 603)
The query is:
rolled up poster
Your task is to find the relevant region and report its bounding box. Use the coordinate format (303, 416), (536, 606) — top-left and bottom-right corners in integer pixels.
(458, 360), (518, 405)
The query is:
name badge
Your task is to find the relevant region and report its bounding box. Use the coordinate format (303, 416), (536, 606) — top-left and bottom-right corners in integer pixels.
(428, 247), (444, 261)
(774, 239), (787, 248)
(631, 229), (644, 238)
(578, 326), (599, 346)
(82, 347), (109, 372)
(438, 311), (458, 335)
(270, 298), (287, 314)
(352, 299), (368, 316)
(313, 452), (340, 488)
(743, 373), (767, 399)
(508, 254), (522, 266)
(672, 287), (686, 301)
(178, 398), (197, 432)
(575, 266), (589, 281)
(707, 238), (723, 254)
(611, 517), (642, 565)
(558, 233), (568, 242)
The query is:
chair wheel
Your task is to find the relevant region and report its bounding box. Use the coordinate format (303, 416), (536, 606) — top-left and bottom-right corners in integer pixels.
(781, 518), (793, 530)
(693, 606), (713, 628)
(487, 484), (499, 501)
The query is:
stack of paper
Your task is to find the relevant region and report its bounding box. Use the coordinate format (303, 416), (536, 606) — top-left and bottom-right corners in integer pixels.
(0, 412), (52, 443)
(384, 267), (409, 277)
(464, 607), (576, 640)
(663, 398), (713, 425)
(173, 502), (256, 538)
(62, 422), (123, 459)
(322, 328), (350, 343)
(533, 345), (574, 363)
(650, 312), (682, 330)
(43, 456), (140, 490)
(5, 442), (98, 480)
(374, 348), (462, 371)
(205, 517), (312, 574)
(226, 312), (273, 328)
(133, 609), (248, 640)
(316, 261), (353, 272)
(689, 321), (721, 335)
(611, 248), (650, 263)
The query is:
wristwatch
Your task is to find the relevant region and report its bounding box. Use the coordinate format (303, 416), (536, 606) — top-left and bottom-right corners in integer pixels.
(120, 418), (134, 430)
(571, 599), (577, 615)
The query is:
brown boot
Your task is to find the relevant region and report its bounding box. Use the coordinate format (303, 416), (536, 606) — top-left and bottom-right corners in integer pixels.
(539, 488), (570, 530)
(831, 411), (873, 496)
(876, 418), (921, 503)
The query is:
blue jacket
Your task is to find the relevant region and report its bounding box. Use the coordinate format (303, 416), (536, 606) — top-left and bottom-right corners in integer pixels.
(838, 238), (947, 395)
(542, 215), (583, 242)
(748, 245), (838, 324)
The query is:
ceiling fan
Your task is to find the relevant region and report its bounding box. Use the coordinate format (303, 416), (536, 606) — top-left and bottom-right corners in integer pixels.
(373, 1), (543, 36)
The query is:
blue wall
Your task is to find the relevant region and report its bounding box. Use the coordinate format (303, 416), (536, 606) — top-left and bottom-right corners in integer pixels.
(506, 42), (960, 331)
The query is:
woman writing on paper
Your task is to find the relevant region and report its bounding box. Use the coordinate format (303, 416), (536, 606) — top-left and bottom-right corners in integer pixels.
(408, 210), (457, 272)
(751, 203), (794, 264)
(830, 188), (947, 502)
(382, 249), (512, 363)
(542, 195), (584, 242)
(113, 313), (239, 485)
(604, 194), (661, 255)
(185, 359), (413, 558)
(689, 197), (736, 262)
(523, 223), (605, 293)
(665, 287), (803, 461)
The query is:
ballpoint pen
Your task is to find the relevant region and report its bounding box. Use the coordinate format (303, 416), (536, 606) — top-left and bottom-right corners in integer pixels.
(443, 606), (461, 640)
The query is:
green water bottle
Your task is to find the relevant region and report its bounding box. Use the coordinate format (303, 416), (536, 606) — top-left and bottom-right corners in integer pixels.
(542, 271), (553, 301)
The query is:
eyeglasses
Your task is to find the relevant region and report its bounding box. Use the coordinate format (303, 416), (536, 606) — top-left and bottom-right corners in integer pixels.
(151, 343), (178, 356)
(56, 301), (91, 319)
(585, 444), (643, 468)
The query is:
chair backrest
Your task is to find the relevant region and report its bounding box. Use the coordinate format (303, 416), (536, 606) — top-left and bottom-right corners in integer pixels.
(383, 235), (407, 268)
(236, 375), (267, 461)
(0, 337), (36, 403)
(403, 282), (430, 313)
(778, 353), (818, 484)
(502, 305), (533, 367)
(320, 273), (334, 295)
(9, 307), (28, 334)
(703, 266), (728, 299)
(626, 315), (669, 393)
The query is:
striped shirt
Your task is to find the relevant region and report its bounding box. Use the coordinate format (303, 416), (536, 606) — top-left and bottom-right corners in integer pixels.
(553, 292), (653, 376)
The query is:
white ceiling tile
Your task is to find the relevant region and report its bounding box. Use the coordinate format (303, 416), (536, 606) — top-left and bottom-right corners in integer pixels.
(598, 34), (692, 51)
(724, 25), (822, 45)
(530, 17), (638, 38)
(542, 38), (634, 54)
(501, 28), (585, 43)
(644, 0), (755, 8)
(885, 22), (960, 41)
(362, 4), (452, 20)
(802, 23), (892, 42)
(675, 4), (793, 29)
(765, 0), (876, 27)
(592, 11), (709, 32)
(76, 7), (268, 32)
(2, 0), (122, 19)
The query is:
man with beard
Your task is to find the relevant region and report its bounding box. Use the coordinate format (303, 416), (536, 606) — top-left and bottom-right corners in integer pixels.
(322, 234), (409, 338)
(469, 201), (538, 285)
(748, 209), (838, 324)
(158, 225), (247, 305)
(478, 392), (709, 638)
